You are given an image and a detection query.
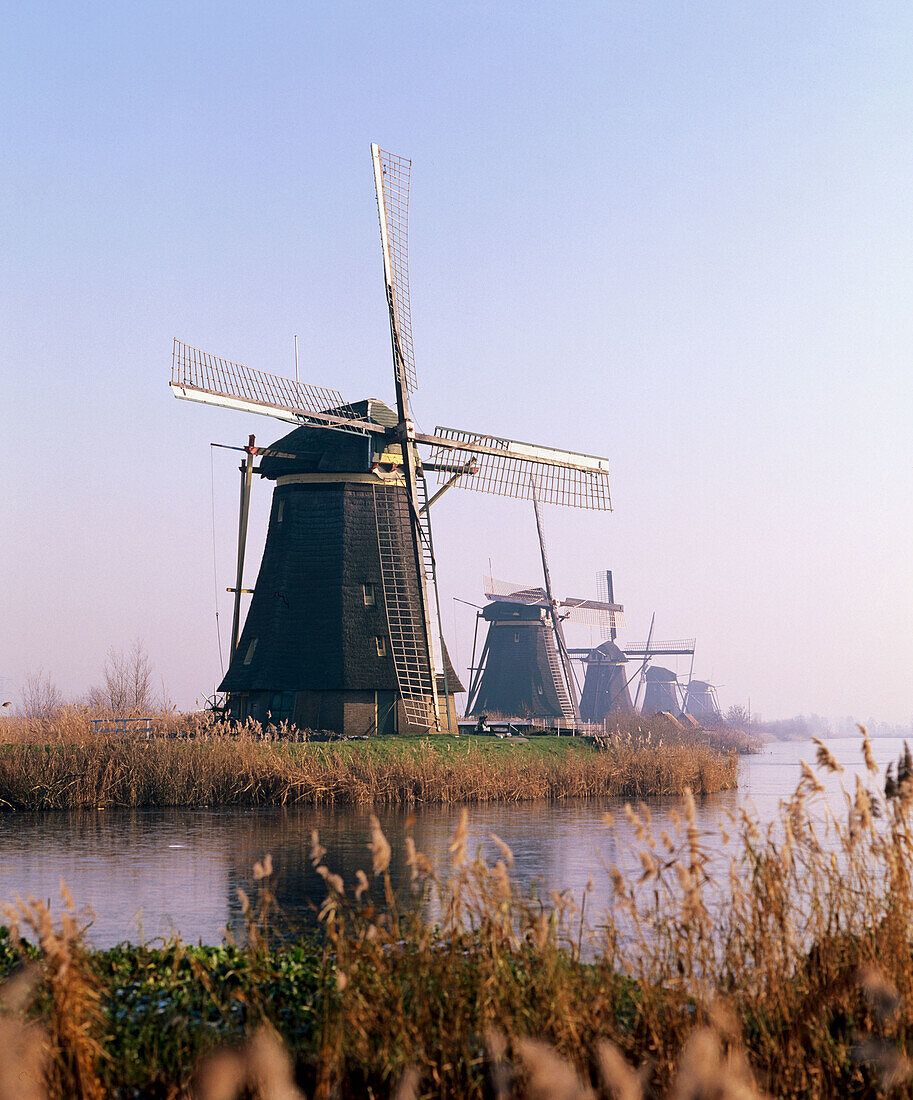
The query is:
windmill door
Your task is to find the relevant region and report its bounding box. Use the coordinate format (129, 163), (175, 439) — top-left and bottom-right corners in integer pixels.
(375, 691), (398, 737)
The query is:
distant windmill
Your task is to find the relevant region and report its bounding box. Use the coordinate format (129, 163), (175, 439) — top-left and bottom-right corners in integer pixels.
(171, 145), (615, 735)
(570, 587), (695, 722)
(684, 680), (722, 722)
(641, 666), (685, 717)
(465, 485), (624, 721)
(578, 640), (634, 720)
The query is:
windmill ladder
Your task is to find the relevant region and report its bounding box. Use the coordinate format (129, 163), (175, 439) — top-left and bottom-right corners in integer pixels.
(542, 622), (576, 720)
(373, 484), (439, 730)
(415, 473), (447, 692)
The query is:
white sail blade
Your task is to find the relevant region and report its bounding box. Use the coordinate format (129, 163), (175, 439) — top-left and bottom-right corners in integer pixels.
(372, 145), (418, 395)
(170, 340), (377, 433)
(560, 605), (626, 630)
(483, 576), (546, 604)
(425, 426), (612, 510)
(623, 639), (696, 656)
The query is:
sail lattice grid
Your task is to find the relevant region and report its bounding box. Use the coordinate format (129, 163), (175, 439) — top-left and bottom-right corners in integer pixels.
(483, 576), (546, 603)
(482, 578), (623, 629)
(171, 341), (349, 421)
(624, 639), (696, 655)
(559, 603), (625, 630)
(429, 428), (612, 509)
(375, 148), (417, 393)
(373, 484), (439, 730)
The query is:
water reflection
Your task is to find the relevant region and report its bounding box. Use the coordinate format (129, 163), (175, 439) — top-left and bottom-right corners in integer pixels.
(0, 737), (902, 949)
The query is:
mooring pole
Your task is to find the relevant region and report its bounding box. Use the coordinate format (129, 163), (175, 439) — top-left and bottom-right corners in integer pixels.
(230, 434), (256, 658)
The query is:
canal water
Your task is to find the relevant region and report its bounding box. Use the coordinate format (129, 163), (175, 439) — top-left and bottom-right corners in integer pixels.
(0, 736), (903, 948)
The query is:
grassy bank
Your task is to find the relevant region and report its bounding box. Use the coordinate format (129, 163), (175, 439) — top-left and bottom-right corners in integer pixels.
(1, 730), (912, 1098)
(0, 712), (738, 809)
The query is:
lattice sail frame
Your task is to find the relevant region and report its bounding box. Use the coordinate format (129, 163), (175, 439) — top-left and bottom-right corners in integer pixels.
(483, 577), (625, 630)
(373, 146), (418, 394)
(560, 602), (626, 630)
(623, 639), (696, 656)
(483, 577), (547, 603)
(430, 427), (612, 509)
(171, 340), (364, 428)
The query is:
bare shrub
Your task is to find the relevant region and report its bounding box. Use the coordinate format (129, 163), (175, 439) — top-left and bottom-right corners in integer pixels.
(19, 671), (63, 722)
(86, 640), (155, 715)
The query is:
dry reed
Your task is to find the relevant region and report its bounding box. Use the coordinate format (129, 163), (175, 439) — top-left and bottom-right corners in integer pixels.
(0, 713), (737, 809)
(7, 730), (912, 1097)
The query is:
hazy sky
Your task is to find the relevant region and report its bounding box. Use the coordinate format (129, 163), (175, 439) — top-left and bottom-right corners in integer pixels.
(3, 2), (913, 723)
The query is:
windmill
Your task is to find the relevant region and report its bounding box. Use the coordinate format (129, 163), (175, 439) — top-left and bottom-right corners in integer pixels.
(570, 583), (696, 722)
(464, 486), (624, 723)
(171, 145), (615, 735)
(576, 567), (633, 720)
(684, 680), (722, 722)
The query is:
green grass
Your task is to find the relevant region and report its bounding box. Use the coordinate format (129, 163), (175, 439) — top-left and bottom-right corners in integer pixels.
(283, 734), (596, 761)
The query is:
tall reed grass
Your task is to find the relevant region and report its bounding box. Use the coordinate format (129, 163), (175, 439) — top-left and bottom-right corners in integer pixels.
(0, 729), (912, 1097)
(0, 712), (737, 809)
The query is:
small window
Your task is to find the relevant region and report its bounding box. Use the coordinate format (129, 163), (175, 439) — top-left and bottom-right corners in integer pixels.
(514, 632), (520, 643)
(375, 636), (387, 657)
(277, 500), (285, 523)
(243, 638), (258, 665)
(363, 582), (376, 607)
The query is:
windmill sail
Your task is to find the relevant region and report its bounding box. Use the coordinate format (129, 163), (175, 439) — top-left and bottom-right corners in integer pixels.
(483, 578), (624, 630)
(372, 144), (444, 731)
(427, 427), (612, 509)
(624, 639), (695, 657)
(171, 341), (374, 433)
(372, 145), (418, 395)
(558, 599), (625, 629)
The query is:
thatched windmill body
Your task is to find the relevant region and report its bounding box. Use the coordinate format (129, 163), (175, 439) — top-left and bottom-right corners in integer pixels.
(171, 146), (615, 735)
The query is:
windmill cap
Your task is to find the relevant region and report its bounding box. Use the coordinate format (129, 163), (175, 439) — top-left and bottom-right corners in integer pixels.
(482, 601), (548, 622)
(586, 640), (628, 663)
(257, 399), (397, 480)
(645, 666), (677, 682)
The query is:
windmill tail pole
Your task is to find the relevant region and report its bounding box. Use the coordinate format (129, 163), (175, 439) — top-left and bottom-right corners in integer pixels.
(230, 436), (256, 658)
(633, 611), (656, 711)
(606, 569), (617, 642)
(531, 474), (580, 719)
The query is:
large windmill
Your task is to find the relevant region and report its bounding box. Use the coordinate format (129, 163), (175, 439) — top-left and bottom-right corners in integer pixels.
(464, 490), (623, 722)
(171, 145), (615, 736)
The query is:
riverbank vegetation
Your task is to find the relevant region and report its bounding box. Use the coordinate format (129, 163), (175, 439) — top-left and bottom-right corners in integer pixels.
(0, 709), (737, 809)
(0, 730), (911, 1098)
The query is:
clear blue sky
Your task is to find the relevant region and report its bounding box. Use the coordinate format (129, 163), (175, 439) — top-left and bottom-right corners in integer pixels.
(3, 1), (912, 723)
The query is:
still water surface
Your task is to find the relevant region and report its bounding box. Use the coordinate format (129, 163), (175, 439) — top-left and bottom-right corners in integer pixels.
(0, 737), (902, 948)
